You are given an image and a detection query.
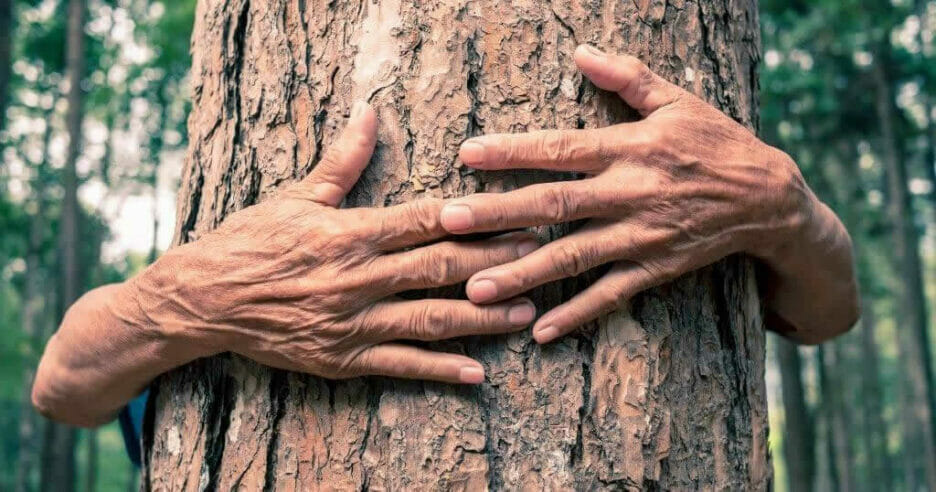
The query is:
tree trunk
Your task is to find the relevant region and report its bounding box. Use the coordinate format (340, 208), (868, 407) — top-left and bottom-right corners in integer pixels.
(16, 104), (55, 492)
(145, 1), (769, 489)
(871, 47), (936, 491)
(776, 338), (815, 492)
(0, 0), (12, 135)
(85, 430), (98, 492)
(42, 0), (86, 491)
(823, 343), (856, 492)
(857, 296), (891, 491)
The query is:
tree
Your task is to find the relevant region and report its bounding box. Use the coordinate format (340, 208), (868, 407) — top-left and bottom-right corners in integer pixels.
(144, 1), (769, 488)
(15, 99), (54, 492)
(41, 0), (86, 490)
(0, 0), (12, 135)
(871, 44), (936, 490)
(776, 338), (815, 491)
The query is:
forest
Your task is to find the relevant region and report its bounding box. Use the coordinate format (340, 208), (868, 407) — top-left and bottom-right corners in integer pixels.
(1, 0), (936, 490)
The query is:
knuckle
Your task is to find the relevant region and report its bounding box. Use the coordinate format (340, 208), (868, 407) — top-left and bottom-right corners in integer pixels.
(414, 304), (449, 339)
(398, 355), (431, 379)
(553, 243), (590, 278)
(538, 186), (576, 223)
(405, 198), (444, 237)
(540, 132), (572, 162)
(420, 244), (461, 286)
(597, 287), (626, 312)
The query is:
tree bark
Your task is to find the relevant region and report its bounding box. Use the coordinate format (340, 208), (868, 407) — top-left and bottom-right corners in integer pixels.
(776, 338), (815, 492)
(871, 46), (936, 491)
(146, 1), (769, 489)
(42, 0), (86, 491)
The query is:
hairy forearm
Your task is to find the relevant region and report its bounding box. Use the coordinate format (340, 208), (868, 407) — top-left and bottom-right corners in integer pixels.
(758, 189), (860, 344)
(31, 276), (202, 427)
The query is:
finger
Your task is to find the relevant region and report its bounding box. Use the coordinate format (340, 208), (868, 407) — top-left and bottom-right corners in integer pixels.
(531, 262), (658, 343)
(358, 343), (487, 384)
(574, 45), (682, 117)
(365, 298), (536, 342)
(370, 232), (539, 293)
(303, 101), (378, 207)
(363, 198), (451, 250)
(439, 180), (611, 234)
(458, 127), (615, 173)
(464, 224), (625, 304)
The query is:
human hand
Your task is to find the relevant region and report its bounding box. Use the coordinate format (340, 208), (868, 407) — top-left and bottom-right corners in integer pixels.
(134, 102), (539, 383)
(439, 45), (812, 343)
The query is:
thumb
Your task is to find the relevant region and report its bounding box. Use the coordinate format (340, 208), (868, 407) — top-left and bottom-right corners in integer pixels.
(303, 101), (377, 207)
(573, 45), (681, 117)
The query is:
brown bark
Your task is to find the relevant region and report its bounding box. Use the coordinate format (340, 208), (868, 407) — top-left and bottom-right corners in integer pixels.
(41, 0), (86, 490)
(871, 48), (936, 490)
(146, 1), (769, 489)
(776, 338), (815, 492)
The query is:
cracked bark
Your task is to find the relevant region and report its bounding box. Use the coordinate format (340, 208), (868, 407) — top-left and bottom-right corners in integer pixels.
(146, 0), (769, 489)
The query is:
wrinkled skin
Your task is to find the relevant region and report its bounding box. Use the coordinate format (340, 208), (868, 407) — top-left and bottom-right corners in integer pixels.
(441, 45), (858, 344)
(32, 46), (858, 429)
(32, 103), (539, 426)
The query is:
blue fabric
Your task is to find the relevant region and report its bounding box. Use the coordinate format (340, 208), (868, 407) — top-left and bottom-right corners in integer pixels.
(118, 390), (148, 467)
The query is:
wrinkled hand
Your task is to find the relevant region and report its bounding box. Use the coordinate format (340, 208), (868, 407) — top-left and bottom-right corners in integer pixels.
(440, 45), (808, 343)
(136, 103), (539, 383)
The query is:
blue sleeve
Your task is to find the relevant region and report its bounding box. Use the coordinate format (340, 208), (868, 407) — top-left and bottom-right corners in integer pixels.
(118, 389), (148, 467)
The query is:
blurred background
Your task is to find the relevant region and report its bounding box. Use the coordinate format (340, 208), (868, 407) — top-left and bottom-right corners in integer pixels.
(1, 0), (935, 491)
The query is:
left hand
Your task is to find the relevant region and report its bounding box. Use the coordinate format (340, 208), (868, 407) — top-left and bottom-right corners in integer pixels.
(439, 45), (810, 343)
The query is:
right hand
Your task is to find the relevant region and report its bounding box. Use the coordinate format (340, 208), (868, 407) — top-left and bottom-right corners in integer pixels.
(132, 102), (539, 384)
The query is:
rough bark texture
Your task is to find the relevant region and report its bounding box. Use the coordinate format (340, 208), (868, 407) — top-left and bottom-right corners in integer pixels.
(776, 337), (814, 492)
(146, 0), (769, 489)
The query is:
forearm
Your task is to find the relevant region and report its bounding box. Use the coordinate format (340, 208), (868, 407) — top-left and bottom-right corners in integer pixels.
(32, 277), (204, 427)
(757, 192), (860, 344)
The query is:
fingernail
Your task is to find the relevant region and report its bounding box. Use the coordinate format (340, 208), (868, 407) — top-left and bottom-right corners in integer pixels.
(468, 279), (498, 303)
(440, 204), (474, 231)
(581, 44), (605, 57)
(516, 239), (539, 257)
(534, 325), (559, 344)
(508, 302), (536, 325)
(351, 100), (367, 119)
(459, 366), (485, 384)
(459, 141), (485, 165)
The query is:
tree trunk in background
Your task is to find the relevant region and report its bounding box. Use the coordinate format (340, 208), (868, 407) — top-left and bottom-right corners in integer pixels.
(857, 295), (892, 490)
(829, 138), (894, 492)
(148, 80), (169, 263)
(0, 0), (13, 135)
(872, 48), (936, 491)
(776, 338), (815, 492)
(145, 1), (769, 489)
(816, 346), (840, 492)
(42, 1), (86, 491)
(84, 430), (97, 492)
(824, 343), (856, 492)
(16, 105), (54, 492)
